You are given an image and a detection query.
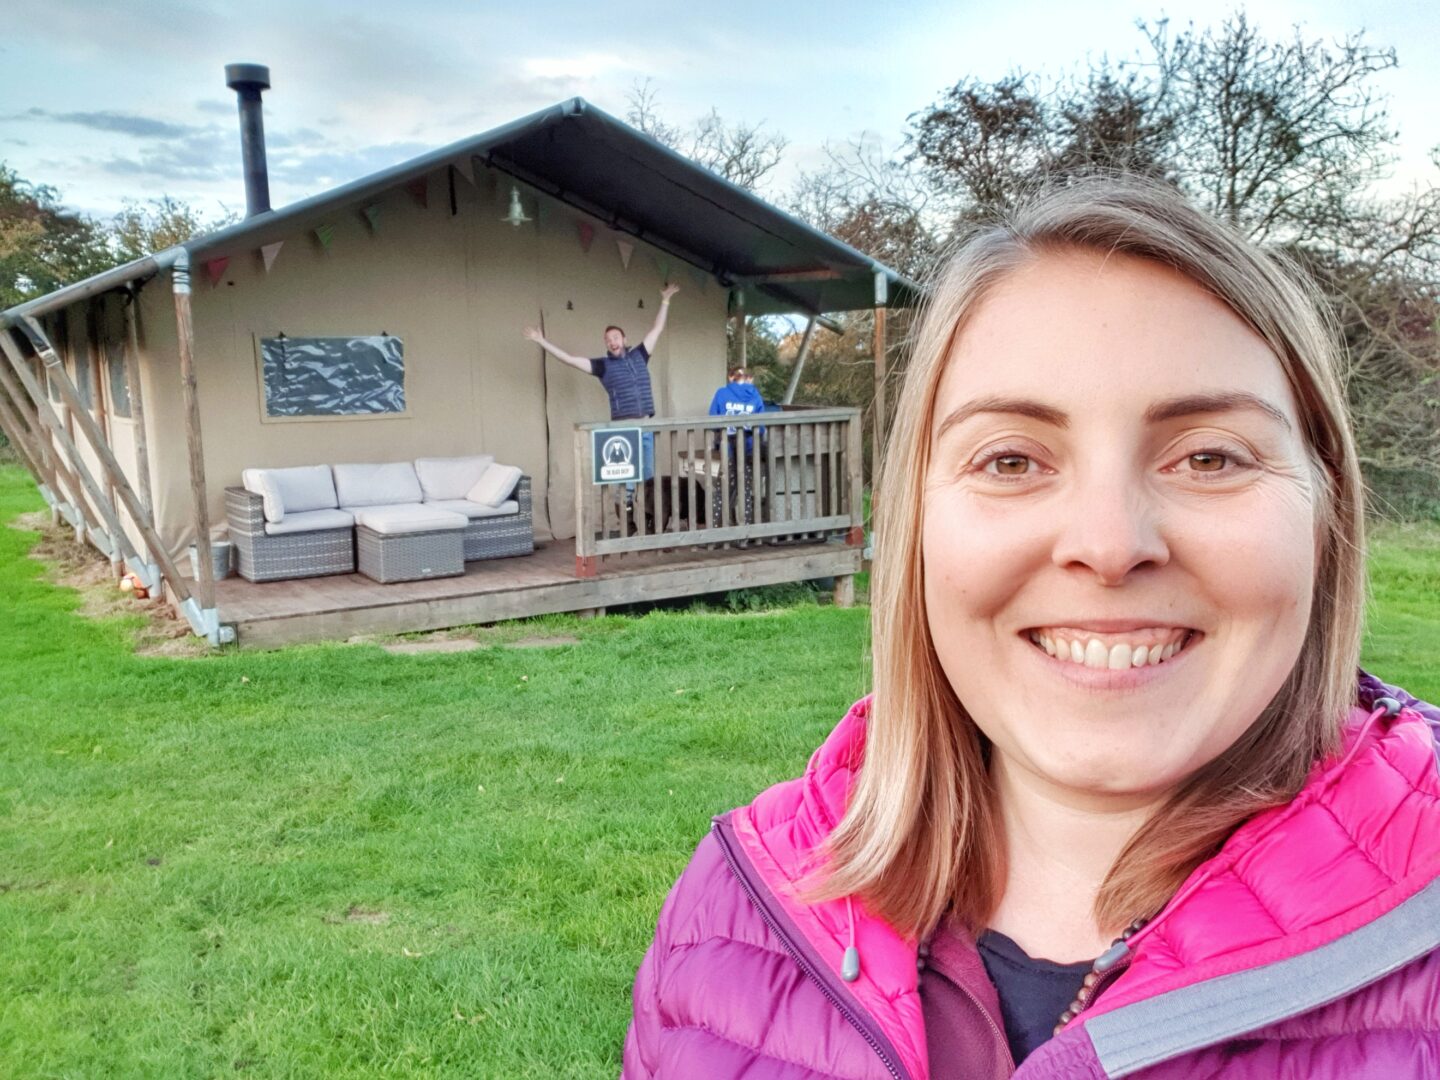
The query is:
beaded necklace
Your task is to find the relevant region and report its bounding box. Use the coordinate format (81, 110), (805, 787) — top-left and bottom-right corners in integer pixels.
(1051, 917), (1149, 1033)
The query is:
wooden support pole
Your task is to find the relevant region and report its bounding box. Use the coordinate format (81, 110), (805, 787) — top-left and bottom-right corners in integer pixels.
(733, 288), (746, 370)
(0, 332), (97, 532)
(121, 288), (154, 516)
(0, 326), (130, 557)
(171, 253), (216, 614)
(782, 315), (818, 406)
(3, 321), (193, 604)
(833, 574), (856, 608)
(0, 385), (45, 482)
(87, 303), (122, 577)
(872, 307), (888, 480)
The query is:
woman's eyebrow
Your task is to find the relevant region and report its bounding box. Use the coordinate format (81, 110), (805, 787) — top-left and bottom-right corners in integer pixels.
(1143, 392), (1293, 431)
(934, 396), (1069, 438)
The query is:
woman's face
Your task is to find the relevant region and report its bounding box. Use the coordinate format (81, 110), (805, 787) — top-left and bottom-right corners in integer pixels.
(923, 249), (1318, 807)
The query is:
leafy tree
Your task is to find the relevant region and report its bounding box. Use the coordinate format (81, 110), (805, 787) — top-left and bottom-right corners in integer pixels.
(109, 196), (239, 264)
(0, 164), (112, 308)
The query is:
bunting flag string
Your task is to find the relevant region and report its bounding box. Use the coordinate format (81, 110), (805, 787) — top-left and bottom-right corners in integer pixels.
(314, 224), (334, 250)
(453, 156), (475, 185)
(362, 204), (381, 233)
(406, 178), (428, 208)
(577, 220), (595, 253)
(205, 257), (229, 287)
(260, 242), (284, 273)
(616, 239), (634, 270)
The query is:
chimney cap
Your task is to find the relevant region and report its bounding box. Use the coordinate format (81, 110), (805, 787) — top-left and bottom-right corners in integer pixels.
(225, 63), (271, 92)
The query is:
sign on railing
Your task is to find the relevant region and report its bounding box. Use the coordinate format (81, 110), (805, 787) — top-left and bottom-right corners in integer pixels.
(573, 407), (863, 577)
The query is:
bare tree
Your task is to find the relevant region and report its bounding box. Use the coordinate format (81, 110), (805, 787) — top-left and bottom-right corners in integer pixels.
(1142, 14), (1399, 242)
(625, 80), (787, 191)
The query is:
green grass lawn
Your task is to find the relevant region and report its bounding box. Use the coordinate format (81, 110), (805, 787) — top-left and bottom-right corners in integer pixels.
(0, 461), (1435, 1078)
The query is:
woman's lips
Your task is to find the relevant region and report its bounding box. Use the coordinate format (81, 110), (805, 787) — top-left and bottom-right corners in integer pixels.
(1025, 627), (1199, 670)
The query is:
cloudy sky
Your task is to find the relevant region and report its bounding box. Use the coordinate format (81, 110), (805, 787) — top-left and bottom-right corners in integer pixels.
(3, 0), (1437, 221)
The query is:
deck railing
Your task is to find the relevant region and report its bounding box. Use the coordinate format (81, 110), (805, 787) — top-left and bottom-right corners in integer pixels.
(573, 407), (863, 577)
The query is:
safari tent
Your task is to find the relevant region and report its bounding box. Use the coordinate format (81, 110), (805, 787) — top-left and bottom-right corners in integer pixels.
(0, 86), (914, 647)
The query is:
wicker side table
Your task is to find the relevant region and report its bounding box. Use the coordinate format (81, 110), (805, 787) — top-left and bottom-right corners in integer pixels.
(353, 506), (467, 583)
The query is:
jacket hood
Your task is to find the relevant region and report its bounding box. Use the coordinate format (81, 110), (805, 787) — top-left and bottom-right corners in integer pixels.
(727, 679), (1440, 1079)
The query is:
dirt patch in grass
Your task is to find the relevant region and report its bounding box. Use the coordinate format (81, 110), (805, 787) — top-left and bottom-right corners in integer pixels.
(19, 512), (203, 657)
(507, 635), (581, 649)
(382, 638), (486, 655)
(343, 906), (390, 925)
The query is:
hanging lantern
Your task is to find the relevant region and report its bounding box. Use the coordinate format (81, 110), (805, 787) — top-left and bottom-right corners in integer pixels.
(501, 185), (532, 227)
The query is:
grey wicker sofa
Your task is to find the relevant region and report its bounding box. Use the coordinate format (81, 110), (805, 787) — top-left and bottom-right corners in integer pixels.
(225, 456), (534, 584)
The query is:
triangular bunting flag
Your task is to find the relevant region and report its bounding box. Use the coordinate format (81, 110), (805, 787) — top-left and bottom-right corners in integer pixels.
(616, 239), (634, 270)
(260, 242), (283, 273)
(205, 256), (229, 287)
(362, 204), (381, 233)
(535, 198), (549, 225)
(577, 220), (595, 253)
(653, 254), (671, 282)
(406, 178), (428, 208)
(453, 156), (475, 185)
(314, 224), (334, 250)
(688, 265), (709, 291)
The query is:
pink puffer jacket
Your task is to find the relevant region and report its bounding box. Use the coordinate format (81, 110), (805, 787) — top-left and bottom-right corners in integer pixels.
(623, 676), (1440, 1078)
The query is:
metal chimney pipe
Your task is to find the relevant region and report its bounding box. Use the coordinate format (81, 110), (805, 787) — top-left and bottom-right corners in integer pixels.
(224, 62), (272, 217)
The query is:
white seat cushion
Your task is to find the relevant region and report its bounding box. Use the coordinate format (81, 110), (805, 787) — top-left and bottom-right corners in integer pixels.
(262, 508), (355, 536)
(467, 464), (523, 508)
(332, 462), (423, 508)
(415, 456), (495, 501)
(351, 504), (468, 535)
(242, 464), (338, 524)
(426, 498), (521, 519)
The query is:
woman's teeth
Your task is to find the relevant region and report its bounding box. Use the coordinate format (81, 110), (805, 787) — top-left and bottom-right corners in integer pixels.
(1028, 630), (1193, 670)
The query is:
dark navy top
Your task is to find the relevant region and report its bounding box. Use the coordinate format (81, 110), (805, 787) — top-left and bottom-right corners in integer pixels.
(589, 342), (653, 419)
(976, 929), (1092, 1065)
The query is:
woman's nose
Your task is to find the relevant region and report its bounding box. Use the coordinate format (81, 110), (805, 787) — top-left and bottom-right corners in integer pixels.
(1050, 477), (1170, 586)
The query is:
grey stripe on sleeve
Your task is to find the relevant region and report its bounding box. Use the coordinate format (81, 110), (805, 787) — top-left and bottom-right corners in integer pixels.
(1088, 876), (1440, 1077)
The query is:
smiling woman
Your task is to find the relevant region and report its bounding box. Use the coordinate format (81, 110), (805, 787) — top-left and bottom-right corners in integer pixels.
(621, 178), (1440, 1079)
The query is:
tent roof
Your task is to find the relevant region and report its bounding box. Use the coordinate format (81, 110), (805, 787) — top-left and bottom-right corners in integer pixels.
(184, 97), (915, 315)
(4, 98), (919, 326)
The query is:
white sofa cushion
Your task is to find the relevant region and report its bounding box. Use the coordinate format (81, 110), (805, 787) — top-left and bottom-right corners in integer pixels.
(262, 508), (355, 536)
(467, 464), (523, 508)
(415, 455), (495, 502)
(425, 498), (521, 519)
(352, 504), (468, 535)
(242, 464), (338, 524)
(333, 462), (423, 508)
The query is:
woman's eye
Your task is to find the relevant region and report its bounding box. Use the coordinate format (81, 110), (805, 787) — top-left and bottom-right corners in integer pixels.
(1187, 452), (1227, 472)
(986, 454), (1032, 476)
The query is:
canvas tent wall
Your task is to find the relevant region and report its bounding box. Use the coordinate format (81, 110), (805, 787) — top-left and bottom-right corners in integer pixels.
(120, 163), (726, 555)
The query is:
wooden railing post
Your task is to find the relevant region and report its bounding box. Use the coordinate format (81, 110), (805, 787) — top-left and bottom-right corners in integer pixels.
(574, 425), (597, 577)
(846, 411), (864, 548)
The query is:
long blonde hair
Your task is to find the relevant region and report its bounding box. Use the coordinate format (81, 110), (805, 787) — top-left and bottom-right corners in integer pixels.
(818, 177), (1366, 937)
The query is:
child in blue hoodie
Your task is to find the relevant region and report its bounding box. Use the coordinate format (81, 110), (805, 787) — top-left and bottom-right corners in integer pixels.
(708, 368), (768, 529)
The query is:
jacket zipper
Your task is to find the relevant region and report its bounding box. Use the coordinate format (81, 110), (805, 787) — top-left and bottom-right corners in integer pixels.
(712, 819), (910, 1080)
(947, 979), (1014, 1079)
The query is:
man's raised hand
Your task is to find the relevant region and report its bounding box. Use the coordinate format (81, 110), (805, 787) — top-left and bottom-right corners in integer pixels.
(660, 283), (680, 302)
(522, 325), (544, 343)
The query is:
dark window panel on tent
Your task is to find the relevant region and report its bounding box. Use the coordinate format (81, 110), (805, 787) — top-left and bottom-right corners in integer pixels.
(259, 335), (406, 418)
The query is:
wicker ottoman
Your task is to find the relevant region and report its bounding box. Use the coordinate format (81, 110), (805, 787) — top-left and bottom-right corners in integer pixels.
(353, 505), (467, 583)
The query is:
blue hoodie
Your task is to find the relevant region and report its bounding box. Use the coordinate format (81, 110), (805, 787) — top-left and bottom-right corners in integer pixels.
(709, 383), (767, 437)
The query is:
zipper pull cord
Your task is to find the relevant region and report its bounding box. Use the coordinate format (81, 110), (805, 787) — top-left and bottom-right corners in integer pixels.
(843, 895), (861, 982)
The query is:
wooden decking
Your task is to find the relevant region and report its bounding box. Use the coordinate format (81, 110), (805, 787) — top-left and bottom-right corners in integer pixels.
(197, 539), (861, 649)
